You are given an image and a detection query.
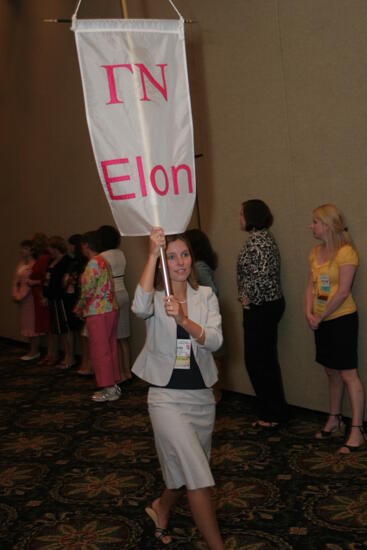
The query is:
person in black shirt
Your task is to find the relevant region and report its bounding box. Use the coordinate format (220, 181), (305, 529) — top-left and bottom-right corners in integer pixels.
(237, 199), (288, 428)
(43, 236), (73, 368)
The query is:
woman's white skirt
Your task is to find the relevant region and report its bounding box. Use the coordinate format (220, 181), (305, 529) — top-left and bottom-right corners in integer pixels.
(148, 387), (215, 490)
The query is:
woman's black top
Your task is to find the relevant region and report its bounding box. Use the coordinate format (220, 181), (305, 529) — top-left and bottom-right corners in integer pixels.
(43, 255), (71, 300)
(163, 325), (206, 390)
(237, 229), (282, 305)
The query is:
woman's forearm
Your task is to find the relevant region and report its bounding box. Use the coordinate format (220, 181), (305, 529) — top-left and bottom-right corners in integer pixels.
(179, 292), (222, 349)
(318, 289), (349, 321)
(180, 317), (205, 345)
(139, 254), (158, 293)
(318, 264), (356, 321)
(304, 288), (313, 316)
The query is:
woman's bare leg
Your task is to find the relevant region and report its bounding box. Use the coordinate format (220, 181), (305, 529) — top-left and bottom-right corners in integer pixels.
(78, 335), (93, 373)
(186, 487), (225, 550)
(318, 368), (344, 433)
(46, 333), (58, 361)
(340, 368), (365, 449)
(61, 331), (75, 365)
(29, 336), (39, 356)
(118, 337), (131, 381)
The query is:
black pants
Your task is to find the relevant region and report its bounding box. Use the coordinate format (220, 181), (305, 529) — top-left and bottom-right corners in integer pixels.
(242, 297), (288, 422)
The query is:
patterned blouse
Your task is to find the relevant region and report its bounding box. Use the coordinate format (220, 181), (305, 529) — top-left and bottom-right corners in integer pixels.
(237, 229), (282, 306)
(74, 255), (118, 317)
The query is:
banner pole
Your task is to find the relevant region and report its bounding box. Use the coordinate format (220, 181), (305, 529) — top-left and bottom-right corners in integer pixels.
(160, 247), (171, 297)
(120, 0), (128, 18)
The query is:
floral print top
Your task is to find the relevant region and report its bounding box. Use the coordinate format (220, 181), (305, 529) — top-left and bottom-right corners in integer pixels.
(75, 255), (118, 317)
(237, 229), (283, 306)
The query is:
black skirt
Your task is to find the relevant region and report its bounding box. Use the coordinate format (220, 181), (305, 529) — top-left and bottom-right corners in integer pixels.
(314, 312), (358, 370)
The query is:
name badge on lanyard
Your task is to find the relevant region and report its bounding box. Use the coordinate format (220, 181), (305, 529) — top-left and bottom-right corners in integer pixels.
(175, 339), (191, 369)
(316, 273), (330, 312)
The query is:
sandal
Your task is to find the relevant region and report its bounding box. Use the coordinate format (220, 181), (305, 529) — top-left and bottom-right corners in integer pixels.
(77, 369), (94, 376)
(56, 363), (77, 370)
(252, 419), (279, 430)
(145, 505), (172, 545)
(315, 413), (345, 440)
(338, 425), (367, 454)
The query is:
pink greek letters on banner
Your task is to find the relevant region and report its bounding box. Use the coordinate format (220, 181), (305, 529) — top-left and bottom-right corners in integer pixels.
(72, 18), (196, 236)
(101, 63), (168, 104)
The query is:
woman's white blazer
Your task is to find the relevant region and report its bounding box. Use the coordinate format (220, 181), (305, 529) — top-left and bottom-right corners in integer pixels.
(131, 283), (223, 387)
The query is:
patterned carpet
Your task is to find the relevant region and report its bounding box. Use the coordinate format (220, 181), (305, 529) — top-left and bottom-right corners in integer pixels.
(1, 339), (367, 549)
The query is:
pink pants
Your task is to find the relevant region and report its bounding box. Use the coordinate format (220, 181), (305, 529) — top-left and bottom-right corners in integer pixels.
(86, 310), (119, 388)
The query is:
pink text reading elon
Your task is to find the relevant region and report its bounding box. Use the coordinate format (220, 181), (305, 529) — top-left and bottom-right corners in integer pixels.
(101, 63), (168, 104)
(101, 156), (193, 201)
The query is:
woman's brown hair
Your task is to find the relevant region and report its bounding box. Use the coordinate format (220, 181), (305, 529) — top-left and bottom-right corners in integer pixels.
(31, 232), (48, 258)
(48, 236), (68, 254)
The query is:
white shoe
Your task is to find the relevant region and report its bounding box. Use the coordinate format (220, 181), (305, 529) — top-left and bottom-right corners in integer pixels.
(92, 387), (120, 402)
(114, 384), (122, 395)
(20, 352), (40, 362)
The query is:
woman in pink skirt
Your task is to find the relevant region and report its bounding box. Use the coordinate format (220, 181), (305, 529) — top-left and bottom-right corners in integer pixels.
(74, 231), (120, 402)
(11, 240), (40, 361)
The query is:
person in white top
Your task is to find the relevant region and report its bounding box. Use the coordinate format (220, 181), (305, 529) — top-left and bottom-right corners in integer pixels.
(98, 225), (131, 384)
(131, 227), (225, 549)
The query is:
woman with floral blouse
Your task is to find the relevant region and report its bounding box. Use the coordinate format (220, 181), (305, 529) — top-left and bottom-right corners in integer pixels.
(237, 199), (288, 428)
(74, 231), (120, 402)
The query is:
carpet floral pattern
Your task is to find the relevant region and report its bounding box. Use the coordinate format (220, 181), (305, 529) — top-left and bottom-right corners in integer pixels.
(0, 340), (367, 549)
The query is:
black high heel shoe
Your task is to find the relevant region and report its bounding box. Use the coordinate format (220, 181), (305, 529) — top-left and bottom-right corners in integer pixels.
(338, 425), (367, 454)
(315, 413), (345, 440)
(145, 504), (172, 545)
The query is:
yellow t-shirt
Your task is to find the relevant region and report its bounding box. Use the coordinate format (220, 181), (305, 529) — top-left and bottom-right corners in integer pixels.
(309, 244), (358, 321)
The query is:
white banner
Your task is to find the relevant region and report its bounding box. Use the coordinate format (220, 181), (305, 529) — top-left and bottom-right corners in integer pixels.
(72, 18), (196, 236)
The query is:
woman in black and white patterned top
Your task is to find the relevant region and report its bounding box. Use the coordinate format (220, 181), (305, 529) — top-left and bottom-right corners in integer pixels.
(237, 199), (288, 428)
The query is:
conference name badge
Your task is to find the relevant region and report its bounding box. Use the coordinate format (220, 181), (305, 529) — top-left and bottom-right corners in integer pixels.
(175, 339), (191, 369)
(316, 273), (330, 313)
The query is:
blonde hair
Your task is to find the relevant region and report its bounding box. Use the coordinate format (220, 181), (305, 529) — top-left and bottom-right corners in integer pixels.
(313, 204), (354, 256)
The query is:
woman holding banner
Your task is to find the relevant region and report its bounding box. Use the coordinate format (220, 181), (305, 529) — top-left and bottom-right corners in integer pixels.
(132, 227), (225, 548)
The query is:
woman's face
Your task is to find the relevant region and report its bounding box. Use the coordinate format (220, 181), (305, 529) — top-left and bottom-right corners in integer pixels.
(20, 246), (31, 260)
(310, 217), (328, 241)
(240, 207), (246, 231)
(166, 239), (192, 283)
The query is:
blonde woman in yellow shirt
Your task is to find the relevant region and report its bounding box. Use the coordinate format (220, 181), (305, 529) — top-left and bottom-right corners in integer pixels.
(305, 204), (365, 453)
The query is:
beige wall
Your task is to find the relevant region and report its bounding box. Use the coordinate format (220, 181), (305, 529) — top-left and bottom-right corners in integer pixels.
(1, 0), (367, 417)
